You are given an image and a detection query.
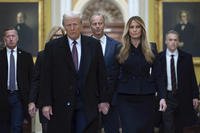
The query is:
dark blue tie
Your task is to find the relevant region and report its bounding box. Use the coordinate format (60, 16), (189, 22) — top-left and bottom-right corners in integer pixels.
(9, 49), (16, 91)
(72, 40), (78, 71)
(170, 54), (177, 94)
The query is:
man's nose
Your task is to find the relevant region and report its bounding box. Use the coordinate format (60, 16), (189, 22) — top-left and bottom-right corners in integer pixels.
(96, 24), (100, 27)
(9, 36), (13, 40)
(70, 25), (74, 30)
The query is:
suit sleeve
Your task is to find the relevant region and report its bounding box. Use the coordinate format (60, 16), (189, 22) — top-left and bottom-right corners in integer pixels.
(24, 52), (34, 120)
(26, 53), (34, 100)
(39, 43), (53, 107)
(107, 43), (121, 100)
(29, 52), (42, 105)
(28, 53), (34, 88)
(96, 42), (110, 103)
(152, 56), (167, 99)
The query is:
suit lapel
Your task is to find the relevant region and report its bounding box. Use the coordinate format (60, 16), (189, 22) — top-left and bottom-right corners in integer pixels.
(177, 49), (184, 85)
(79, 36), (91, 84)
(17, 49), (22, 81)
(104, 36), (112, 62)
(60, 36), (77, 73)
(104, 36), (109, 59)
(60, 35), (92, 83)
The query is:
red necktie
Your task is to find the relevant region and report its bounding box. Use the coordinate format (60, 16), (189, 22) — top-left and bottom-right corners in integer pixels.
(72, 40), (78, 71)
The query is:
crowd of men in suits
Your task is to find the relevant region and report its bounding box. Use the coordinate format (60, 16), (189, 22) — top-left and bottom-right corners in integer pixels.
(0, 11), (199, 133)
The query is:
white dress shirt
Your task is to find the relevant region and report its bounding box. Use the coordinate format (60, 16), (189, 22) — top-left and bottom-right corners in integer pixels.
(92, 34), (107, 56)
(99, 35), (107, 56)
(166, 49), (178, 91)
(68, 36), (81, 70)
(6, 47), (18, 90)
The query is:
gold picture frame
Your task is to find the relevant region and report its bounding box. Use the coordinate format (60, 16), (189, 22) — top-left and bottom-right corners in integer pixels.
(157, 0), (200, 64)
(0, 0), (44, 57)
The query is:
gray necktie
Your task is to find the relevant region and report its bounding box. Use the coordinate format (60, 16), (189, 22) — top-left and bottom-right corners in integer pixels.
(9, 49), (16, 91)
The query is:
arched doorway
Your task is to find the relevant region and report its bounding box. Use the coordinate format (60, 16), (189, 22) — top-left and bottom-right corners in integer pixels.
(80, 0), (125, 42)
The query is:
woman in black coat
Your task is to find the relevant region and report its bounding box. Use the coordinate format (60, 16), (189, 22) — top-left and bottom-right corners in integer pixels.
(116, 16), (157, 133)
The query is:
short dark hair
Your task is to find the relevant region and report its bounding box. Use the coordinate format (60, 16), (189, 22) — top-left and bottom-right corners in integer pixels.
(2, 26), (18, 37)
(89, 12), (105, 24)
(17, 12), (27, 20)
(165, 30), (180, 40)
(179, 10), (189, 19)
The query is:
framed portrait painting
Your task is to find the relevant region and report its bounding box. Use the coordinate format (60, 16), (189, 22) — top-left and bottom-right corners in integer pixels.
(158, 0), (200, 64)
(0, 0), (44, 56)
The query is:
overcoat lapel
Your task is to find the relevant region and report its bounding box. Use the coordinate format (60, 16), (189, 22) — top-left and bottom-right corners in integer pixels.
(78, 36), (92, 86)
(17, 49), (22, 83)
(177, 49), (184, 91)
(58, 36), (92, 87)
(59, 36), (77, 74)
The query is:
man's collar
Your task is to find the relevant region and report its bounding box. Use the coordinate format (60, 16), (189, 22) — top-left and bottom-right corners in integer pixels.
(6, 46), (17, 52)
(68, 36), (81, 46)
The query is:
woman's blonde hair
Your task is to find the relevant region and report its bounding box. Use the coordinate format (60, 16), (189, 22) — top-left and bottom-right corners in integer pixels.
(46, 26), (65, 42)
(118, 16), (154, 64)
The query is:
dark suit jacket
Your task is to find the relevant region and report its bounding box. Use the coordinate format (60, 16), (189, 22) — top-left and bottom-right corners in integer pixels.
(39, 35), (109, 133)
(155, 49), (199, 128)
(29, 51), (48, 123)
(117, 43), (157, 95)
(103, 35), (120, 105)
(29, 51), (43, 105)
(0, 47), (33, 121)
